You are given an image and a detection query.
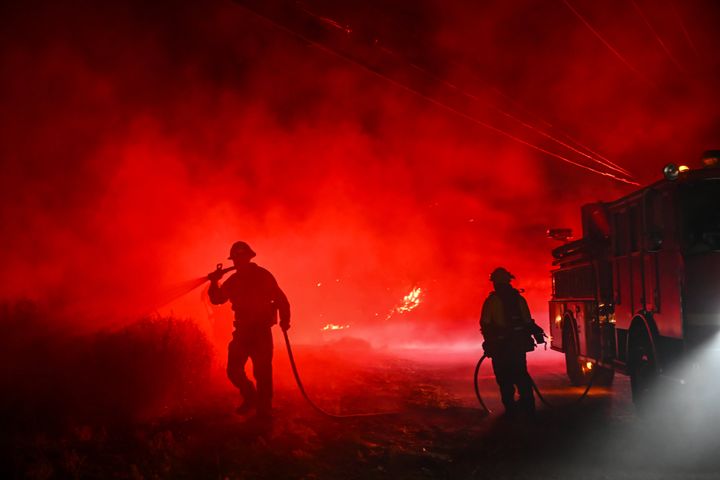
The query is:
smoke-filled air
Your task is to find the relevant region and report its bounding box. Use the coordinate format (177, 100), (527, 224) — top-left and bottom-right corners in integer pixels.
(2, 0), (720, 478)
(3, 0), (718, 341)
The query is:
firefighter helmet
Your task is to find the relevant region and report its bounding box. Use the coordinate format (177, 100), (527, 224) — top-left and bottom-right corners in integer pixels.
(489, 267), (514, 283)
(228, 241), (256, 260)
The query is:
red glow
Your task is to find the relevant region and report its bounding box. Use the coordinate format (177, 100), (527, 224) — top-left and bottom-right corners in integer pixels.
(0, 0), (718, 360)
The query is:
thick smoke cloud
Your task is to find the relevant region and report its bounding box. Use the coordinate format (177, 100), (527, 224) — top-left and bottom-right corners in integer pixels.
(1, 0), (718, 346)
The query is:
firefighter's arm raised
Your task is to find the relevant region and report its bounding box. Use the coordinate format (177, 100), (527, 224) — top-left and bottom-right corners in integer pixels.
(208, 278), (228, 305)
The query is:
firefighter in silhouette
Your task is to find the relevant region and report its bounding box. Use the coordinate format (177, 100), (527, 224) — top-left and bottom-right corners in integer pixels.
(480, 267), (545, 416)
(208, 241), (290, 420)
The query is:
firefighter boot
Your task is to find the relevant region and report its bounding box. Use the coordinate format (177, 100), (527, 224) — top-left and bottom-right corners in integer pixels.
(517, 377), (536, 417)
(517, 395), (536, 418)
(235, 387), (257, 415)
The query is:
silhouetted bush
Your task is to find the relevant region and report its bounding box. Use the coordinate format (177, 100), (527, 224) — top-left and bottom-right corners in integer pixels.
(0, 301), (213, 430)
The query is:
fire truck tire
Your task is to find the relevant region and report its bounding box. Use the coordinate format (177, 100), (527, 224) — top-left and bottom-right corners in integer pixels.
(563, 321), (587, 386)
(629, 327), (657, 407)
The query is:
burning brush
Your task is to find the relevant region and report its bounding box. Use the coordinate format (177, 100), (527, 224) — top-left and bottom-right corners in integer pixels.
(386, 286), (424, 320)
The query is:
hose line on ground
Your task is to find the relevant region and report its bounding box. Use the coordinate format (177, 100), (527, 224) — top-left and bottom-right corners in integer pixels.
(530, 364), (596, 408)
(473, 353), (597, 412)
(473, 354), (492, 414)
(282, 330), (399, 419)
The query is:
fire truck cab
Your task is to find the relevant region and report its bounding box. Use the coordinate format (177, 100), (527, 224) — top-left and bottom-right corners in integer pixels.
(549, 157), (720, 403)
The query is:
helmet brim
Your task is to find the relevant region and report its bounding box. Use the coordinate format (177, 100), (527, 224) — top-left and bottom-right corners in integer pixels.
(228, 251), (256, 260)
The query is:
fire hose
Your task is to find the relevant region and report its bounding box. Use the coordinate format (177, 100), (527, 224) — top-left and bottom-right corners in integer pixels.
(282, 329), (399, 418)
(200, 264), (398, 419)
(175, 265), (594, 418)
(473, 352), (597, 414)
(287, 330), (593, 418)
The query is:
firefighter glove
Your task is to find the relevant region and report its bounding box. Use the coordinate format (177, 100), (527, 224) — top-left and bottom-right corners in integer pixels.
(207, 269), (225, 283)
(482, 340), (496, 358)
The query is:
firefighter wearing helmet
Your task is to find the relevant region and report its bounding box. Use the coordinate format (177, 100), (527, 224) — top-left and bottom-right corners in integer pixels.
(480, 267), (545, 417)
(208, 241), (290, 421)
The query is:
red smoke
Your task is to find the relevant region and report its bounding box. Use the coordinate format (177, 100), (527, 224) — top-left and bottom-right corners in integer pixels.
(1, 0), (719, 350)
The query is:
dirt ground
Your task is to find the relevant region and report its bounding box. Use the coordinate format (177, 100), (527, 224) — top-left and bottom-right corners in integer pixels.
(6, 340), (720, 479)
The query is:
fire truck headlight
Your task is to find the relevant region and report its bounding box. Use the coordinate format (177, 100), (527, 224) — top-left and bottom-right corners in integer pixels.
(678, 165), (690, 173)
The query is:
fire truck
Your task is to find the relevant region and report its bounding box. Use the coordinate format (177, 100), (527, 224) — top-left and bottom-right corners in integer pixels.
(549, 152), (720, 404)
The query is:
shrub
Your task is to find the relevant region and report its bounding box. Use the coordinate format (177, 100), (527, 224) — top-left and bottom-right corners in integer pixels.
(0, 302), (214, 430)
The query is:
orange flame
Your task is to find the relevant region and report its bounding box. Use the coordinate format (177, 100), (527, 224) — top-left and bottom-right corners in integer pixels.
(386, 286), (423, 320)
(321, 323), (351, 331)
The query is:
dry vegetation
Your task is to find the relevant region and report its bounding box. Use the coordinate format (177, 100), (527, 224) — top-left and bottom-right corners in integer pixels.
(4, 303), (720, 479)
(0, 302), (215, 478)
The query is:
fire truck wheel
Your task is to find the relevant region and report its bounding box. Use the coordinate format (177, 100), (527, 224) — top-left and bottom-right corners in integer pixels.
(629, 328), (657, 407)
(564, 322), (587, 386)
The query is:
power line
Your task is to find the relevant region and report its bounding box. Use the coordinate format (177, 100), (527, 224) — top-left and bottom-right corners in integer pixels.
(437, 73), (634, 177)
(484, 84), (633, 177)
(629, 0), (687, 75)
(347, 34), (633, 177)
(668, 0), (700, 58)
(296, 2), (637, 180)
(563, 0), (655, 88)
(234, 1), (639, 185)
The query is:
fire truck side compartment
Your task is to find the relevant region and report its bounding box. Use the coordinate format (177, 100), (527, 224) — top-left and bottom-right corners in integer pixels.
(551, 166), (720, 380)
